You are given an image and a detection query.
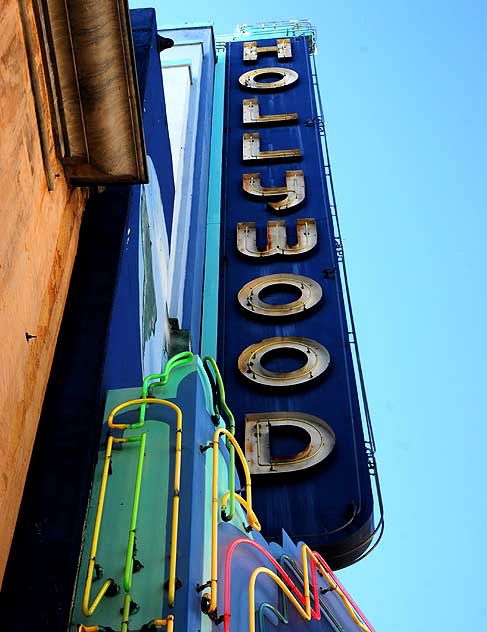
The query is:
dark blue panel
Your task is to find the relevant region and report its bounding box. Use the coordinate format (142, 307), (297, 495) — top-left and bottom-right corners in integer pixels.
(104, 10), (176, 389)
(217, 37), (373, 567)
(131, 8), (175, 236)
(102, 185), (142, 389)
(180, 29), (216, 351)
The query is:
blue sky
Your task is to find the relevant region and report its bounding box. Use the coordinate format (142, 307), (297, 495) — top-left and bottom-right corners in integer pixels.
(131, 1), (487, 629)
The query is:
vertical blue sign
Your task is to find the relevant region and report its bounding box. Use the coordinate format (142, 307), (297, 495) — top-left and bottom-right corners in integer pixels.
(218, 36), (374, 568)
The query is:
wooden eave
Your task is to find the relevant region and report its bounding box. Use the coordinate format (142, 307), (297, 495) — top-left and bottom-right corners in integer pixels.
(41, 0), (148, 184)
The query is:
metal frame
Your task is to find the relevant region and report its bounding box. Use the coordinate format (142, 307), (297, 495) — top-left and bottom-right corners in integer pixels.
(218, 21), (317, 53)
(309, 46), (384, 562)
(217, 18), (383, 563)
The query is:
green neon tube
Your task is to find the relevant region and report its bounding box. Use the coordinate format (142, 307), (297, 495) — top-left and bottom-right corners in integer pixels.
(138, 352), (194, 427)
(138, 352), (237, 518)
(258, 555), (290, 632)
(278, 554), (344, 632)
(202, 356), (236, 520)
(258, 599), (288, 632)
(124, 432), (147, 592)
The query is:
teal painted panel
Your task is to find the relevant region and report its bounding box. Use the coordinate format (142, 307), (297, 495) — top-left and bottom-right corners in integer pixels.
(71, 417), (170, 630)
(201, 50), (226, 359)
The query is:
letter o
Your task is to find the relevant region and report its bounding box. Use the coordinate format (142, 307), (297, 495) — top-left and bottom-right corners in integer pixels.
(238, 274), (322, 316)
(239, 67), (298, 90)
(238, 336), (330, 386)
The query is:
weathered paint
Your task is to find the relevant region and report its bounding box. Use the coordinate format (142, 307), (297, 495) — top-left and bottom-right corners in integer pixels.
(0, 0), (88, 584)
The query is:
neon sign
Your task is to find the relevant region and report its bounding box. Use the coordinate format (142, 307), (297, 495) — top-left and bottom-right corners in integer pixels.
(218, 35), (374, 565)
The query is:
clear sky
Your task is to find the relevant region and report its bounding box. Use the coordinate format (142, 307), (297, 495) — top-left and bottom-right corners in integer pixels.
(130, 1), (487, 629)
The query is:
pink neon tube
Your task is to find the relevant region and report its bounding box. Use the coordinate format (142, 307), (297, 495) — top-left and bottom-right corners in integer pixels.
(223, 537), (321, 632)
(313, 551), (375, 632)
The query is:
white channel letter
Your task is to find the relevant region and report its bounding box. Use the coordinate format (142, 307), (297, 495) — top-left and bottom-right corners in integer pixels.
(237, 336), (330, 387)
(237, 273), (322, 316)
(243, 98), (298, 126)
(237, 219), (317, 257)
(243, 133), (301, 162)
(243, 39), (292, 61)
(243, 171), (305, 212)
(245, 412), (335, 475)
(239, 67), (298, 90)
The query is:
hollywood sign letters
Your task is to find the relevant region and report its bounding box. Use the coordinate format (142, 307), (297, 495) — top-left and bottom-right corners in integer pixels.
(236, 39), (336, 476)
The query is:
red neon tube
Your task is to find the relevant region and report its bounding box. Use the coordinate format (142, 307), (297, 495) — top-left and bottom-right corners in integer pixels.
(223, 537), (321, 632)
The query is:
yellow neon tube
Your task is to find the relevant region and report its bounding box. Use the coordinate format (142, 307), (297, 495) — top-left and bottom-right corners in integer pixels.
(83, 398), (182, 621)
(194, 369), (372, 631)
(152, 615), (175, 632)
(121, 593), (131, 632)
(205, 427), (261, 614)
(221, 492), (261, 531)
(82, 435), (127, 616)
(301, 543), (372, 632)
(107, 398), (183, 608)
(247, 543), (371, 632)
(312, 555), (371, 632)
(248, 566), (311, 632)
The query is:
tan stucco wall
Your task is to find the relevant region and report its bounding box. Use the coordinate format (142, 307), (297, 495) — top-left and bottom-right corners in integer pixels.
(0, 1), (88, 584)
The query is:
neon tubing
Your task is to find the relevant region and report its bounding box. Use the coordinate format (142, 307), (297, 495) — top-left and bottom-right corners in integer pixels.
(141, 352), (214, 428)
(121, 593), (132, 632)
(220, 491), (260, 530)
(82, 435), (127, 616)
(204, 428), (261, 614)
(151, 616), (175, 632)
(124, 433), (147, 592)
(203, 356), (236, 520)
(224, 537), (373, 632)
(194, 368), (373, 631)
(253, 546), (370, 632)
(313, 551), (375, 632)
(83, 433), (146, 617)
(257, 569), (289, 632)
(223, 538), (314, 632)
(81, 357), (196, 624)
(258, 599), (288, 632)
(249, 567), (312, 632)
(79, 616), (175, 632)
(139, 352), (194, 426)
(278, 554), (343, 632)
(109, 398), (183, 608)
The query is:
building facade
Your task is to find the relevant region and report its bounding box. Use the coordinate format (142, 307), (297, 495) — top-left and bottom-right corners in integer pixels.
(1, 10), (381, 632)
(0, 0), (146, 583)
